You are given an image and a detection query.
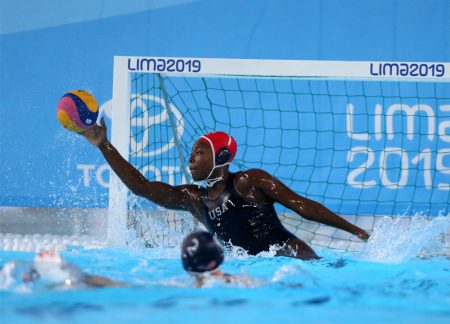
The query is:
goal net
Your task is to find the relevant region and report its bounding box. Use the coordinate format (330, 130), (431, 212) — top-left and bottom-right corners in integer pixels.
(110, 56), (450, 253)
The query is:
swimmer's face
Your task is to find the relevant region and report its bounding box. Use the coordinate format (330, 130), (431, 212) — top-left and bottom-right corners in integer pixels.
(189, 140), (213, 181)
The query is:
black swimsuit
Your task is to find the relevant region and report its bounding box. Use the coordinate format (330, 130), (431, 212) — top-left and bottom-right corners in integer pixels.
(199, 173), (298, 255)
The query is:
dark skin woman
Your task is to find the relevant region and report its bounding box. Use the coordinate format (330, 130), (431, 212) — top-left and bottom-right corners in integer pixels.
(81, 117), (369, 260)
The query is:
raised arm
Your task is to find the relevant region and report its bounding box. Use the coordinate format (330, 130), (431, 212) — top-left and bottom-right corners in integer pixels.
(80, 117), (200, 211)
(243, 169), (370, 240)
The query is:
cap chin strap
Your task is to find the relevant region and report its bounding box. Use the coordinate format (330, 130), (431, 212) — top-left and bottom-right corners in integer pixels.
(198, 165), (222, 188)
(200, 160), (233, 188)
(203, 176), (223, 188)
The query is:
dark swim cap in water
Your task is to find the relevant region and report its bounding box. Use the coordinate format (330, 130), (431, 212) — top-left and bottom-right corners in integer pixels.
(181, 231), (224, 273)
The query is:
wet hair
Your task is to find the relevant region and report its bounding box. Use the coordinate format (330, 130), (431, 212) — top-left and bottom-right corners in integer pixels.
(181, 231), (224, 273)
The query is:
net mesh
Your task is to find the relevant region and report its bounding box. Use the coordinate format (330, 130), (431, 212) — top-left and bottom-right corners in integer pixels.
(126, 72), (450, 252)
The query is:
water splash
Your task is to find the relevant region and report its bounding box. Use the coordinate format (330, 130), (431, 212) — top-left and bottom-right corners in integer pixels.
(223, 244), (251, 259)
(359, 215), (449, 263)
(271, 263), (318, 287)
(223, 242), (287, 259)
(0, 260), (34, 292)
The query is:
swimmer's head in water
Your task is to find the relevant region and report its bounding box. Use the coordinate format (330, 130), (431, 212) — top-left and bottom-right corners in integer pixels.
(181, 231), (224, 274)
(33, 251), (81, 285)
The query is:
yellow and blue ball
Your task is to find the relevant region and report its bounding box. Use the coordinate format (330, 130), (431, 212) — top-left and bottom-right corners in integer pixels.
(57, 90), (99, 133)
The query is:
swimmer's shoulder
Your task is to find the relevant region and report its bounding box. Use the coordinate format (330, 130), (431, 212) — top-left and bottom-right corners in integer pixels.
(235, 169), (273, 183)
(175, 184), (205, 201)
(234, 169), (274, 194)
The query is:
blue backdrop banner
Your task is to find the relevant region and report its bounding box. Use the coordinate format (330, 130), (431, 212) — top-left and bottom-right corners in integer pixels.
(0, 0), (449, 214)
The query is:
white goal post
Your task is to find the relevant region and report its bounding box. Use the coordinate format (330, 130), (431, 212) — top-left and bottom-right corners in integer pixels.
(109, 56), (450, 251)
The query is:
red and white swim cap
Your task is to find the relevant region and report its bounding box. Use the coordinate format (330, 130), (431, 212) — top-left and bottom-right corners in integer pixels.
(200, 131), (237, 167)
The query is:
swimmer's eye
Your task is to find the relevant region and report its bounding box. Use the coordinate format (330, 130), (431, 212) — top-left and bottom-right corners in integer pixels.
(190, 150), (204, 156)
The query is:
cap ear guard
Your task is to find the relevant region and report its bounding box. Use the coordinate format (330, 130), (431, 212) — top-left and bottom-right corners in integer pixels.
(215, 146), (232, 166)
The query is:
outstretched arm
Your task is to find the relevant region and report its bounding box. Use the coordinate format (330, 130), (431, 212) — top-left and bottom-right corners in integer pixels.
(80, 117), (199, 211)
(246, 169), (370, 240)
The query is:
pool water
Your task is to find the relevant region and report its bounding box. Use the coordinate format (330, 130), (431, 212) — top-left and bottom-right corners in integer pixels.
(1, 216), (449, 324)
